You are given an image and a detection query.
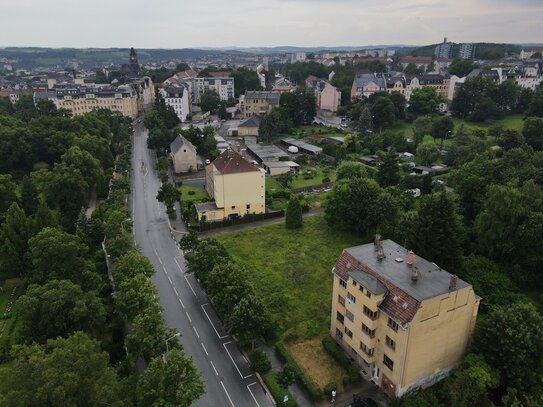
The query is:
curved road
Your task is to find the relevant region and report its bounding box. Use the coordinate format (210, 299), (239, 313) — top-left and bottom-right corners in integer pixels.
(130, 124), (274, 407)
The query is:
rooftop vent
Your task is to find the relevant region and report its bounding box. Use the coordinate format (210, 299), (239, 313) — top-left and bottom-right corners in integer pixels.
(395, 258), (404, 263)
(449, 274), (458, 291)
(402, 302), (408, 309)
(393, 295), (399, 302)
(411, 267), (419, 283)
(406, 250), (414, 267)
(346, 262), (351, 269)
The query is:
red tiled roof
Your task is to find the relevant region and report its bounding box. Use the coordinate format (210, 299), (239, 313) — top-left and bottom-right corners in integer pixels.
(354, 57), (390, 64)
(176, 69), (198, 79)
(211, 149), (259, 175)
(400, 56), (433, 63)
(333, 251), (420, 325)
(208, 71), (232, 77)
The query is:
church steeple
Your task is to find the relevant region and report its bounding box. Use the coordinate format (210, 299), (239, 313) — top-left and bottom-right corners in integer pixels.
(129, 47), (138, 65)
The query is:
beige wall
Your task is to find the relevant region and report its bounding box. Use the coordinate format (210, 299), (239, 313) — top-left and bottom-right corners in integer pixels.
(238, 126), (259, 137)
(319, 83), (341, 112)
(330, 273), (478, 398)
(57, 93), (138, 118)
(241, 99), (275, 118)
(171, 149), (198, 173)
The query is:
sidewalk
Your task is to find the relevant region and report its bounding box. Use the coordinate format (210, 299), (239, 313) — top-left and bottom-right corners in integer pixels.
(199, 208), (325, 238)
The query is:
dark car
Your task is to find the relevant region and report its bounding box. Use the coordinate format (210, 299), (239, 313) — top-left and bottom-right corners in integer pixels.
(351, 395), (379, 407)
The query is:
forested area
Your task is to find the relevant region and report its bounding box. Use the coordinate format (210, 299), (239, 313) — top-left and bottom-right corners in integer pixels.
(0, 97), (203, 406)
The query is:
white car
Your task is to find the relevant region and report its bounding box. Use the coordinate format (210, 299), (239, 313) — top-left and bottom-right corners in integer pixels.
(205, 159), (211, 165)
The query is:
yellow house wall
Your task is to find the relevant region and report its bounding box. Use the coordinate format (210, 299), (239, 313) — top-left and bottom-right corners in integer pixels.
(238, 126), (259, 137)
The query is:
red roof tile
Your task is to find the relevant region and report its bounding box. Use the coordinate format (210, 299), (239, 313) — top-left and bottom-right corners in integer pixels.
(211, 149), (259, 175)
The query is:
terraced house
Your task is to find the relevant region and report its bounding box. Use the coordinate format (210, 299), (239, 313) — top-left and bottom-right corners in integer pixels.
(330, 238), (479, 398)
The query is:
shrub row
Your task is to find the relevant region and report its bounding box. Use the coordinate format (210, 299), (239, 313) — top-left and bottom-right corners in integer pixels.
(322, 336), (360, 385)
(263, 372), (298, 407)
(275, 342), (324, 401)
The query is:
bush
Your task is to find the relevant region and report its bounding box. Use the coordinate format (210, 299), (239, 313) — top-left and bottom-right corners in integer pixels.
(323, 382), (337, 396)
(249, 349), (272, 373)
(263, 373), (298, 407)
(188, 190), (196, 196)
(322, 336), (360, 384)
(322, 176), (331, 183)
(275, 342), (323, 401)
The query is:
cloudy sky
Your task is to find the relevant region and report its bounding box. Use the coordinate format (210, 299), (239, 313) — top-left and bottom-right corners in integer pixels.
(1, 0), (542, 48)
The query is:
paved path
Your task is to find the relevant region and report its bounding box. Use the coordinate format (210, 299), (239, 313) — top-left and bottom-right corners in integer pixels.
(199, 208), (325, 238)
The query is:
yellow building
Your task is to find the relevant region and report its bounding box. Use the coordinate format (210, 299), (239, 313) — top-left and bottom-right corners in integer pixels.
(239, 91), (280, 118)
(330, 238), (479, 398)
(53, 85), (139, 118)
(195, 149), (265, 222)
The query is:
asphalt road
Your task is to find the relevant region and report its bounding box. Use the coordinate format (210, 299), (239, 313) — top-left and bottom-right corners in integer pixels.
(130, 124), (274, 407)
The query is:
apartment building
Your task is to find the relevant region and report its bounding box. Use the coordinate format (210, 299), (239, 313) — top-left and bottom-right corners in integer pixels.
(35, 84), (139, 118)
(196, 149), (265, 221)
(435, 38), (453, 59)
(160, 83), (190, 122)
(306, 76), (341, 112)
(351, 74), (386, 100)
(239, 91), (281, 118)
(193, 76), (234, 102)
(405, 74), (458, 102)
(330, 238), (479, 398)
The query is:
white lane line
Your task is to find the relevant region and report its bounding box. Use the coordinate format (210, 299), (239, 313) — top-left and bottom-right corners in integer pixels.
(210, 360), (219, 376)
(201, 342), (209, 356)
(223, 341), (245, 379)
(153, 247), (158, 257)
(220, 381), (236, 407)
(157, 256), (163, 265)
(178, 297), (185, 309)
(173, 256), (184, 273)
(167, 275), (172, 284)
(247, 383), (261, 407)
(173, 286), (178, 296)
(201, 304), (229, 339)
(161, 265), (168, 275)
(185, 311), (192, 323)
(193, 326), (200, 338)
(184, 275), (196, 296)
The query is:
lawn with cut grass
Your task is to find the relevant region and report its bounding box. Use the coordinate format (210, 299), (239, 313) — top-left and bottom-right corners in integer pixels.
(266, 176), (284, 193)
(290, 166), (337, 189)
(179, 185), (208, 203)
(216, 215), (365, 339)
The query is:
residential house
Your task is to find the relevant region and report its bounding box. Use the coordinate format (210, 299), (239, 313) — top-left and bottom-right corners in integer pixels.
(306, 76), (341, 113)
(330, 238), (479, 398)
(400, 56), (434, 71)
(520, 48), (543, 60)
(239, 91), (281, 118)
(262, 161), (299, 176)
(351, 74), (386, 100)
(160, 83), (190, 122)
(238, 115), (262, 137)
(272, 76), (297, 93)
(170, 135), (201, 173)
(197, 149), (265, 221)
(405, 74), (457, 102)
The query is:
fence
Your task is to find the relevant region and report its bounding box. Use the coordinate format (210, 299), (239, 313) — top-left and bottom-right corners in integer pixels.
(189, 210), (285, 232)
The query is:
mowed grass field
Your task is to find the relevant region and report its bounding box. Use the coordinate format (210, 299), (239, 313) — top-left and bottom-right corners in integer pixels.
(216, 215), (364, 339)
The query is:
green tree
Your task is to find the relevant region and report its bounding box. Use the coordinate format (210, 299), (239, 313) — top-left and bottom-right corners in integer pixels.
(27, 227), (99, 289)
(285, 194), (303, 229)
(349, 103), (373, 136)
(179, 230), (199, 252)
(498, 128), (525, 150)
(0, 203), (29, 278)
(157, 183), (179, 210)
(474, 302), (543, 394)
(407, 87), (441, 118)
(336, 161), (368, 180)
(389, 92), (406, 120)
(277, 364), (297, 389)
(404, 63), (423, 76)
(370, 96), (396, 130)
(185, 238), (230, 285)
(228, 294), (272, 350)
(448, 59), (479, 77)
(430, 116), (454, 146)
(522, 116), (543, 150)
(280, 89), (316, 126)
(409, 191), (464, 272)
(136, 348), (204, 407)
(1, 332), (126, 407)
(0, 174), (17, 217)
(206, 262), (251, 315)
(14, 280), (106, 344)
(115, 274), (158, 322)
(115, 249), (155, 284)
(19, 176), (39, 215)
(526, 89), (543, 117)
(199, 90), (221, 112)
(377, 149), (400, 187)
(411, 116), (434, 147)
(415, 143), (440, 166)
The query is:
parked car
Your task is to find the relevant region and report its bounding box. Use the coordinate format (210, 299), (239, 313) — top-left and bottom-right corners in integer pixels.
(205, 159), (211, 165)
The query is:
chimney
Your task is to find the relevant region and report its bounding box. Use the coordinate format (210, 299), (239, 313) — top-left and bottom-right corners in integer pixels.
(449, 274), (458, 291)
(411, 267), (418, 283)
(241, 149), (247, 159)
(406, 250), (414, 267)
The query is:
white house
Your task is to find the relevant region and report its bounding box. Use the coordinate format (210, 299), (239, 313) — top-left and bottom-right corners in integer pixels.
(160, 83), (191, 122)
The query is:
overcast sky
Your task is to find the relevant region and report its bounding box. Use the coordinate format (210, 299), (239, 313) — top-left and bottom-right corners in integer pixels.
(1, 0), (542, 48)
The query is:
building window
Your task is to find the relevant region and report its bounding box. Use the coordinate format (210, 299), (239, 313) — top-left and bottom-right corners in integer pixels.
(347, 292), (356, 304)
(358, 285), (364, 293)
(352, 280), (357, 286)
(383, 354), (394, 371)
(339, 278), (347, 289)
(388, 317), (399, 332)
(361, 323), (375, 338)
(366, 290), (372, 298)
(346, 310), (354, 322)
(335, 328), (343, 340)
(363, 305), (378, 320)
(338, 295), (345, 306)
(246, 204), (250, 210)
(231, 206), (236, 209)
(344, 327), (353, 339)
(336, 311), (344, 325)
(360, 341), (374, 356)
(386, 335), (396, 351)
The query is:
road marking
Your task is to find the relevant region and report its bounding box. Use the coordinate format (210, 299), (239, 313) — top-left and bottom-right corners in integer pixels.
(201, 303), (229, 339)
(220, 381), (236, 407)
(157, 256), (163, 265)
(153, 247), (158, 257)
(210, 360), (219, 376)
(184, 275), (196, 296)
(173, 287), (178, 296)
(173, 256), (184, 273)
(201, 342), (209, 356)
(178, 297), (185, 309)
(167, 275), (172, 284)
(162, 264), (168, 276)
(223, 341), (251, 379)
(247, 383), (261, 407)
(193, 326), (200, 338)
(185, 311), (192, 323)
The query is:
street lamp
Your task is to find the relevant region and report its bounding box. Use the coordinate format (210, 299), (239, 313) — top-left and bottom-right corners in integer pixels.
(165, 332), (181, 354)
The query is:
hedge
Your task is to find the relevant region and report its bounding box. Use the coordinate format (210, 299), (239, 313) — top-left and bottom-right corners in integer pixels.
(263, 372), (298, 407)
(322, 336), (360, 384)
(275, 342), (324, 401)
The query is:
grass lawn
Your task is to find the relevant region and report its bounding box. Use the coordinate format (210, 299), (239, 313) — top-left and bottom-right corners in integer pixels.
(290, 166), (337, 189)
(266, 176), (285, 193)
(286, 338), (347, 390)
(179, 185), (208, 203)
(0, 362), (13, 394)
(216, 215), (365, 339)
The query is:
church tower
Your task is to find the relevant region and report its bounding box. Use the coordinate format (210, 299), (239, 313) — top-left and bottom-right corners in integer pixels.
(129, 47), (138, 65)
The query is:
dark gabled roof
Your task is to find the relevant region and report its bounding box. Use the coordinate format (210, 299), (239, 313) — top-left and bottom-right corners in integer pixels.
(170, 135), (197, 155)
(244, 91), (280, 104)
(350, 270), (387, 295)
(212, 149), (259, 175)
(239, 115), (262, 128)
